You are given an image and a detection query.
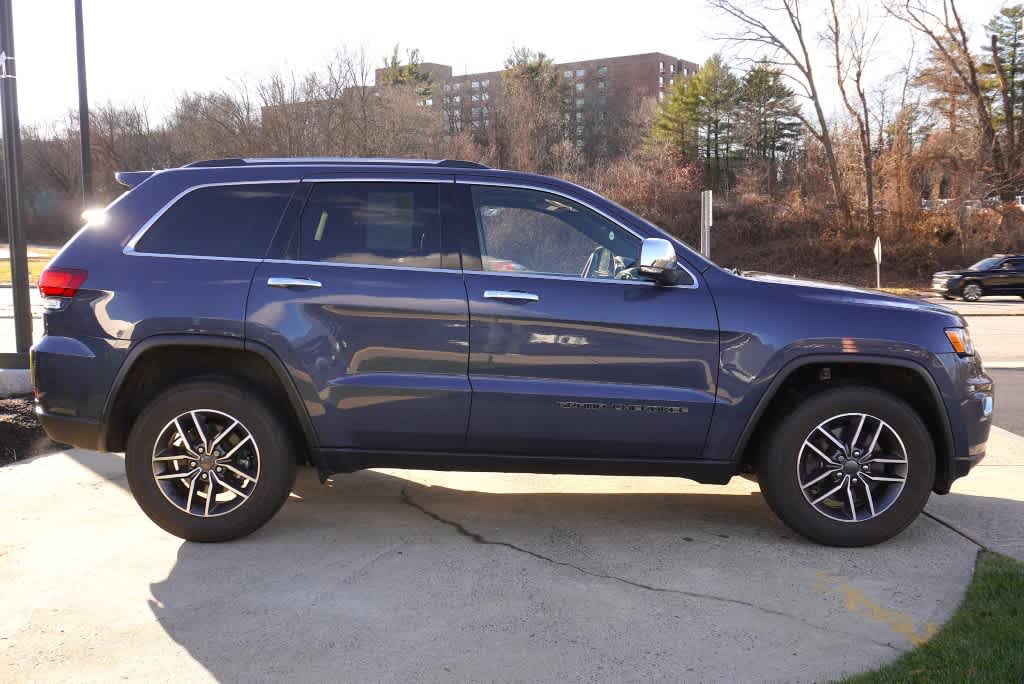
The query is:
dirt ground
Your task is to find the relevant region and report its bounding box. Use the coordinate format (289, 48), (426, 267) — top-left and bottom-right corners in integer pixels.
(0, 396), (54, 466)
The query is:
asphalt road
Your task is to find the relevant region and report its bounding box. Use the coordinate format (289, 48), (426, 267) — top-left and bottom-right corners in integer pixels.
(991, 369), (1024, 436)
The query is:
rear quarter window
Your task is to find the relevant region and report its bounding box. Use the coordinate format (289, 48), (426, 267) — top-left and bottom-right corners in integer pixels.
(134, 183), (295, 258)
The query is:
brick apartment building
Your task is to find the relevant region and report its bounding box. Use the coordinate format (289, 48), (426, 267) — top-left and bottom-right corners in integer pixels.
(375, 52), (698, 149)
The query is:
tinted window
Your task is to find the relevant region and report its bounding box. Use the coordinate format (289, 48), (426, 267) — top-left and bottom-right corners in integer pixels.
(470, 185), (640, 279)
(136, 183), (293, 258)
(969, 257), (1002, 271)
(1004, 258), (1024, 271)
(299, 182), (441, 268)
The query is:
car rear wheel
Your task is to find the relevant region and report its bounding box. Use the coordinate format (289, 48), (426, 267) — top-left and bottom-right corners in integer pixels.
(962, 283), (982, 301)
(757, 386), (934, 547)
(125, 378), (297, 542)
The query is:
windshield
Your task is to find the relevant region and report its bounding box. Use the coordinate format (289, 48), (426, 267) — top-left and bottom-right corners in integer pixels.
(969, 257), (1002, 271)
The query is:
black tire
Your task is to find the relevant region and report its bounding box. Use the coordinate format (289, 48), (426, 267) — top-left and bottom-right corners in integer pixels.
(757, 386), (934, 547)
(125, 378), (297, 542)
(941, 294), (955, 301)
(962, 282), (982, 302)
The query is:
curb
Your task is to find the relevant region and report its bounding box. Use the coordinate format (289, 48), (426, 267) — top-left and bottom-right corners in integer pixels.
(986, 362), (1024, 369)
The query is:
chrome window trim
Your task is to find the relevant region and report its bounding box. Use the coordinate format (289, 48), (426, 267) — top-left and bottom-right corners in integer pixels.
(123, 180), (300, 259)
(121, 174), (700, 291)
(457, 179), (700, 290)
(262, 258), (458, 274)
(463, 269), (677, 287)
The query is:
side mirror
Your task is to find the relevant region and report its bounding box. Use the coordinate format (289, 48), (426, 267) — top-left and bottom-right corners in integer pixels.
(638, 238), (682, 285)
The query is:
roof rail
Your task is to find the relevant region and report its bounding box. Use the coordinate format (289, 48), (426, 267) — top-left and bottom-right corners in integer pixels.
(185, 157), (489, 169)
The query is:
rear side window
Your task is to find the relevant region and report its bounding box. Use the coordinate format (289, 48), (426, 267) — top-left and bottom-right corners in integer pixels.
(298, 182), (441, 268)
(134, 183), (294, 258)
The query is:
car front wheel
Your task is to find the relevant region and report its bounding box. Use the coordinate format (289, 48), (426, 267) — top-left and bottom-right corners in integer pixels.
(757, 386), (934, 547)
(125, 378), (297, 542)
(962, 283), (982, 301)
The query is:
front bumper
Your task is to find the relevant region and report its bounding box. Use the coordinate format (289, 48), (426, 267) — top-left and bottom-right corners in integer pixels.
(931, 276), (961, 295)
(934, 352), (992, 492)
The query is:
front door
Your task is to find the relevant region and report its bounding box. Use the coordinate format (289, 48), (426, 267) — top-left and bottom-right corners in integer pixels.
(246, 176), (471, 451)
(456, 180), (719, 460)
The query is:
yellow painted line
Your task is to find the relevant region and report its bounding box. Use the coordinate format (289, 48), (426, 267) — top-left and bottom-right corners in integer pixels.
(815, 571), (938, 646)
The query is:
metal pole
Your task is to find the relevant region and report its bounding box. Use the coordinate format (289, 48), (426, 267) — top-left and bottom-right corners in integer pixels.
(0, 0), (33, 356)
(74, 0), (92, 203)
(699, 190), (713, 258)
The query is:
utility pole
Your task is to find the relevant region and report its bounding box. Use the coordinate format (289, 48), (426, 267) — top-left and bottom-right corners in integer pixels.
(0, 0), (32, 362)
(75, 0), (92, 203)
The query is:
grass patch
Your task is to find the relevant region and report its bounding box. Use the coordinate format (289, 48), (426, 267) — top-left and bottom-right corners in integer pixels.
(842, 550), (1024, 683)
(0, 258), (49, 286)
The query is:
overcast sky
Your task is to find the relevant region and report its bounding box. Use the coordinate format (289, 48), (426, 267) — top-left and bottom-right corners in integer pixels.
(10, 0), (1011, 129)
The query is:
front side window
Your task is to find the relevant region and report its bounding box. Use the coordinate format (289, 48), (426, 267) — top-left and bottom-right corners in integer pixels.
(135, 183), (294, 258)
(298, 182), (440, 268)
(970, 257), (1002, 271)
(471, 185), (640, 280)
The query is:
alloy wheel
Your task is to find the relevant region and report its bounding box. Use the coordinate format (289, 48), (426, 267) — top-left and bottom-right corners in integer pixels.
(796, 412), (908, 523)
(963, 284), (982, 301)
(150, 409), (261, 518)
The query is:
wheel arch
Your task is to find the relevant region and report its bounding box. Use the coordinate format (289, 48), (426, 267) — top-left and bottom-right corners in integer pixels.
(732, 355), (956, 494)
(101, 335), (317, 457)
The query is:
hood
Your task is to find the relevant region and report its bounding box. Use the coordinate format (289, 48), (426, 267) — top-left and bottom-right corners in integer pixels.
(933, 269), (974, 277)
(740, 271), (959, 317)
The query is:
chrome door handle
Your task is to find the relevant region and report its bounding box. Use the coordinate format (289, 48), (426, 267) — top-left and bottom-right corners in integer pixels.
(267, 276), (322, 289)
(483, 289), (539, 303)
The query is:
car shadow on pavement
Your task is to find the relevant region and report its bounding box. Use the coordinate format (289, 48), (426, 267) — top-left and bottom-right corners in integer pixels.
(124, 466), (999, 681)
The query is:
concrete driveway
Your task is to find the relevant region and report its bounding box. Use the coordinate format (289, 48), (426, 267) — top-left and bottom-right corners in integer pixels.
(0, 446), (996, 683)
(2, 287), (1022, 682)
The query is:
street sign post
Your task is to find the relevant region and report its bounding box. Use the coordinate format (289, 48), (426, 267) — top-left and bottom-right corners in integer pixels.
(873, 236), (882, 290)
(700, 190), (712, 258)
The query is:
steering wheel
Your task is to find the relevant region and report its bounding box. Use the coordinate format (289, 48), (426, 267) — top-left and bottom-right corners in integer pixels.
(581, 246), (640, 280)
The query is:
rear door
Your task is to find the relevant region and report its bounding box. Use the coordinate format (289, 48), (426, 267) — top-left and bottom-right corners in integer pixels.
(455, 178), (719, 460)
(246, 173), (471, 451)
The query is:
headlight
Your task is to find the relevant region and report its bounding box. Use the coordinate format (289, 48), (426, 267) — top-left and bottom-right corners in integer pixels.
(944, 327), (974, 355)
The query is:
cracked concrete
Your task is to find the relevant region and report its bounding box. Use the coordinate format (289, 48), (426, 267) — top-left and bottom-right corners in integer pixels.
(1, 449), (982, 683)
(399, 486), (906, 654)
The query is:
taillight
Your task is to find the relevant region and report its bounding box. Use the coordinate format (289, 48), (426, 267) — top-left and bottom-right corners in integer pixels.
(38, 268), (88, 298)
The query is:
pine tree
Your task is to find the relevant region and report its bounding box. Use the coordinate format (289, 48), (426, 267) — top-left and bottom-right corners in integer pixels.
(650, 54), (739, 190)
(379, 45), (433, 99)
(736, 59), (801, 195)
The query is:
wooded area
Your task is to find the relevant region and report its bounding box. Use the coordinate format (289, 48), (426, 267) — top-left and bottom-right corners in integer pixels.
(6, 0), (1024, 286)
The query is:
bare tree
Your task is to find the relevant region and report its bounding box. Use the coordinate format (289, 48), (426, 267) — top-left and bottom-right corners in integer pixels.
(827, 0), (880, 232)
(886, 0), (1013, 197)
(709, 0), (853, 229)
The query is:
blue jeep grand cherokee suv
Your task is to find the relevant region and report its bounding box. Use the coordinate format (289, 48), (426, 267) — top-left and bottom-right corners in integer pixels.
(31, 157), (993, 546)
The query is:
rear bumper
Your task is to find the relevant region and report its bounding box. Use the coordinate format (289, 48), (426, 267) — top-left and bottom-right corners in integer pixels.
(36, 409), (106, 451)
(30, 334), (125, 451)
